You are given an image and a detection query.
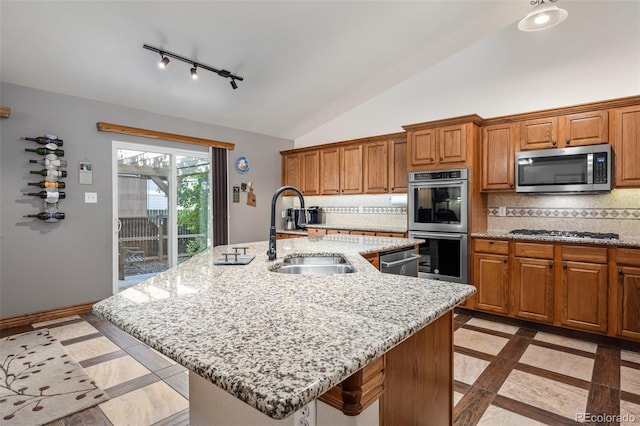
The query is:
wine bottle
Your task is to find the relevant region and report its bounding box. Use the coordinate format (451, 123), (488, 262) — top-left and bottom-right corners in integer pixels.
(21, 135), (63, 146)
(25, 147), (64, 156)
(23, 211), (65, 222)
(29, 159), (68, 168)
(23, 190), (66, 203)
(30, 169), (67, 178)
(27, 180), (66, 189)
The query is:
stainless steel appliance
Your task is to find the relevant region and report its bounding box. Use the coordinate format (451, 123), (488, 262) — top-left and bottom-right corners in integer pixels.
(516, 144), (613, 194)
(408, 169), (469, 283)
(379, 247), (420, 277)
(286, 206), (321, 229)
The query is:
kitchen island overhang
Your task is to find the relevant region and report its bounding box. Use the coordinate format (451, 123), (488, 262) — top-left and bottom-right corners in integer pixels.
(93, 235), (475, 421)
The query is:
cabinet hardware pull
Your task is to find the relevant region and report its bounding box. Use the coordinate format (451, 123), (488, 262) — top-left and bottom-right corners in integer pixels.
(503, 257), (508, 264)
(563, 263), (567, 269)
(439, 156), (443, 161)
(429, 157), (434, 162)
(618, 269), (624, 277)
(489, 240), (495, 244)
(548, 262), (553, 269)
(509, 182), (514, 188)
(552, 140), (557, 146)
(566, 138), (571, 145)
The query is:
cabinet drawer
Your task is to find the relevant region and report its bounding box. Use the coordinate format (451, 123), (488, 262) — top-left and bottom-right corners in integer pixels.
(351, 230), (377, 236)
(617, 248), (640, 266)
(475, 239), (508, 255)
(514, 242), (554, 259)
(562, 245), (607, 264)
(375, 232), (406, 238)
(307, 228), (326, 236)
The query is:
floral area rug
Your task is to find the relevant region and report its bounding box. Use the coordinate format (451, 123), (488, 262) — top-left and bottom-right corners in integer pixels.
(0, 329), (109, 425)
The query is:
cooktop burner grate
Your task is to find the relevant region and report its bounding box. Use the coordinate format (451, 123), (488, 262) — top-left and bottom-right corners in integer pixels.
(509, 229), (619, 240)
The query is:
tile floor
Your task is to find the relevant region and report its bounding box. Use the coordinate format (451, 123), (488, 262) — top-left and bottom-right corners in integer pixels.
(2, 311), (639, 425)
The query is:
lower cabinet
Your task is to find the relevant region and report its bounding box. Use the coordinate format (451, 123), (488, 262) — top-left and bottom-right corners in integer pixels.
(616, 248), (640, 340)
(512, 242), (554, 323)
(471, 239), (617, 338)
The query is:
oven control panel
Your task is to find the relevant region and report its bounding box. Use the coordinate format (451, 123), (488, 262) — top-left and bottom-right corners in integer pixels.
(410, 168), (468, 182)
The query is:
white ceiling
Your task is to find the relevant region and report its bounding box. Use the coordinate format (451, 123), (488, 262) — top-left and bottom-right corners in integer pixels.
(2, 1), (539, 141)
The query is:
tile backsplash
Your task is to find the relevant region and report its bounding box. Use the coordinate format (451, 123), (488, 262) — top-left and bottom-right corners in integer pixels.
(487, 189), (640, 238)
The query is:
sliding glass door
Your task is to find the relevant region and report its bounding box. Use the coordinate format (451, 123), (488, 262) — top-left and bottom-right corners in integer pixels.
(112, 142), (211, 293)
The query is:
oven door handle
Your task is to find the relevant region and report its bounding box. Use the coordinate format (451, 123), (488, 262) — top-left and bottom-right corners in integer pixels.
(410, 180), (464, 187)
(380, 254), (421, 269)
(411, 232), (465, 239)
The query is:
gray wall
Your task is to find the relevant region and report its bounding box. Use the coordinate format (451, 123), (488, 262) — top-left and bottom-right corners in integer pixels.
(0, 83), (292, 318)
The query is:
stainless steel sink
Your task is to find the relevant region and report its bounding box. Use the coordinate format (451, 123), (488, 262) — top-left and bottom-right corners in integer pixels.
(271, 254), (355, 274)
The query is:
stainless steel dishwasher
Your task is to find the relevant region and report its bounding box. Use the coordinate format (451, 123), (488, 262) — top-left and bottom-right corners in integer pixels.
(379, 247), (420, 277)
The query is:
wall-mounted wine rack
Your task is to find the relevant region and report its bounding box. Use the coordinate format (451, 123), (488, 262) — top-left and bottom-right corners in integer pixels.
(22, 135), (66, 223)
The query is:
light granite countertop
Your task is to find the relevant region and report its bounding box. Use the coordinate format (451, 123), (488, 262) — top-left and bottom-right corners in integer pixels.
(471, 232), (640, 248)
(93, 234), (474, 420)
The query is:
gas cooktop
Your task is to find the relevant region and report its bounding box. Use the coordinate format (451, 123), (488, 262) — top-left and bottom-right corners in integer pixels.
(509, 229), (620, 240)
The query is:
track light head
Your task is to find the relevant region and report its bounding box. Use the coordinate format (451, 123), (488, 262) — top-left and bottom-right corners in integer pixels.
(190, 65), (198, 80)
(230, 78), (238, 90)
(159, 54), (170, 69)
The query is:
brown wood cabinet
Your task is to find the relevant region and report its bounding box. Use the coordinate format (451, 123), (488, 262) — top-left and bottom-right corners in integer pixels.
(363, 141), (388, 193)
(281, 152), (302, 190)
(319, 147), (340, 194)
(612, 105), (640, 187)
(300, 150), (319, 195)
(481, 123), (516, 191)
(473, 239), (509, 314)
(388, 137), (408, 193)
(404, 116), (481, 171)
(319, 144), (362, 195)
(520, 110), (608, 150)
(615, 248), (640, 340)
(559, 246), (608, 333)
(512, 242), (554, 324)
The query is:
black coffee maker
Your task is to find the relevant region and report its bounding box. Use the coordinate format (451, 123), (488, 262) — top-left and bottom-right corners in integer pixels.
(286, 206), (321, 229)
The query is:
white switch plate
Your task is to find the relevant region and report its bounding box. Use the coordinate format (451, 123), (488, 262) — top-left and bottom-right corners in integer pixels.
(85, 192), (98, 203)
(498, 206), (506, 216)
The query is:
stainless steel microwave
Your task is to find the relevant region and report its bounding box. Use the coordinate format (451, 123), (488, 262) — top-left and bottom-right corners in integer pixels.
(515, 144), (613, 194)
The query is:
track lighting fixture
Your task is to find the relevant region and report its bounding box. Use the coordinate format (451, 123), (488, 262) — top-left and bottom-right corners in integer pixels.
(143, 44), (244, 89)
(518, 0), (568, 32)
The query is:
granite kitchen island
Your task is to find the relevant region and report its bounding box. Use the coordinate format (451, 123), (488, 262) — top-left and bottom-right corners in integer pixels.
(93, 234), (475, 425)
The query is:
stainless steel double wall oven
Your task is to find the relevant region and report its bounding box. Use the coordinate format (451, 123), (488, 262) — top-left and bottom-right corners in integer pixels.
(408, 169), (469, 283)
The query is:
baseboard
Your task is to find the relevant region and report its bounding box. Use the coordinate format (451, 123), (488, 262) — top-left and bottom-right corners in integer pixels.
(0, 301), (98, 330)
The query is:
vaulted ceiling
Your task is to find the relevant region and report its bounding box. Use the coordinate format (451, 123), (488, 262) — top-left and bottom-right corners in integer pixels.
(2, 1), (545, 140)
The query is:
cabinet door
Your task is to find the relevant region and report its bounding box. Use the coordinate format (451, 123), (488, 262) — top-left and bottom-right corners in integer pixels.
(301, 150), (319, 195)
(389, 138), (408, 193)
(563, 110), (608, 147)
(319, 147), (340, 195)
(560, 261), (608, 333)
(613, 105), (640, 187)
(409, 129), (437, 167)
(520, 117), (558, 150)
(363, 141), (388, 194)
(340, 144), (363, 194)
(617, 266), (640, 340)
(282, 153), (302, 190)
(481, 123), (516, 191)
(513, 257), (554, 323)
(473, 253), (509, 314)
(438, 124), (466, 164)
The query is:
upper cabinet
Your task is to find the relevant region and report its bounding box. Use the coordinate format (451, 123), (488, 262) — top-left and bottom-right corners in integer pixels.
(363, 140), (388, 193)
(282, 151), (319, 195)
(282, 152), (302, 191)
(388, 137), (408, 193)
(520, 110), (608, 150)
(340, 144), (363, 194)
(481, 123), (517, 191)
(612, 105), (640, 187)
(403, 115), (481, 171)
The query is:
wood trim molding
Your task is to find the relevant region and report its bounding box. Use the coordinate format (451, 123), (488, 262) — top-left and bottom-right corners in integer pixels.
(0, 301), (97, 330)
(402, 114), (484, 131)
(0, 106), (11, 118)
(280, 131), (406, 155)
(96, 122), (235, 150)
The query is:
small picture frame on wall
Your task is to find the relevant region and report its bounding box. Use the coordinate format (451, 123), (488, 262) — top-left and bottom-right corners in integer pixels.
(79, 161), (93, 185)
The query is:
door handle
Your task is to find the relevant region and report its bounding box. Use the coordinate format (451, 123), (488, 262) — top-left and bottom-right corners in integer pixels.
(548, 262), (553, 269)
(563, 263), (567, 269)
(380, 254), (421, 268)
(503, 257), (508, 264)
(619, 269), (624, 277)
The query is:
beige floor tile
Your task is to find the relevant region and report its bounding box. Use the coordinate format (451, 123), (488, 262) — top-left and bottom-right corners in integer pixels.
(478, 405), (547, 425)
(99, 381), (189, 426)
(453, 391), (464, 407)
(498, 369), (589, 421)
(533, 332), (598, 353)
(454, 352), (491, 386)
(622, 349), (640, 365)
(621, 366), (640, 395)
(84, 355), (151, 390)
(466, 317), (519, 334)
(47, 321), (99, 341)
(519, 344), (594, 382)
(64, 336), (121, 362)
(454, 327), (509, 356)
(620, 399), (640, 426)
(32, 315), (82, 327)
